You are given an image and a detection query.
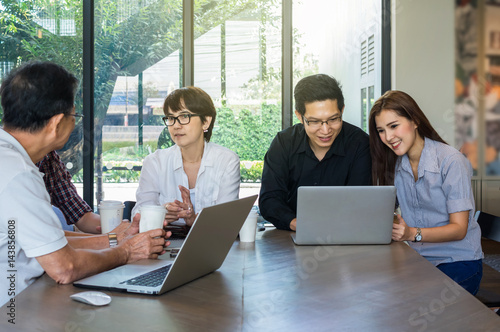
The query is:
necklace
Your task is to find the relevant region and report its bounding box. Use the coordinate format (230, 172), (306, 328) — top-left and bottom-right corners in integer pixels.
(182, 156), (202, 164)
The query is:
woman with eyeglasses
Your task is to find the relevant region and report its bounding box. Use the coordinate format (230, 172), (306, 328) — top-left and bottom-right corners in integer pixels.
(132, 86), (240, 227)
(369, 90), (483, 295)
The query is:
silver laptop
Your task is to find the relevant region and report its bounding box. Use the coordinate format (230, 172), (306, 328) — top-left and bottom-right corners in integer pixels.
(291, 186), (396, 245)
(74, 195), (257, 295)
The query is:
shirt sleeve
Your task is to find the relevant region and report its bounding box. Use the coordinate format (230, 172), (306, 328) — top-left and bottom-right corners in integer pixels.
(133, 154), (162, 217)
(0, 171), (67, 258)
(215, 151), (240, 204)
(441, 153), (474, 214)
(259, 134), (297, 231)
(345, 135), (372, 185)
(39, 151), (92, 225)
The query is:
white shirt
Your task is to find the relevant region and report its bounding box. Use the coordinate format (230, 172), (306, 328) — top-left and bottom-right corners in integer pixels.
(132, 142), (240, 222)
(0, 129), (67, 305)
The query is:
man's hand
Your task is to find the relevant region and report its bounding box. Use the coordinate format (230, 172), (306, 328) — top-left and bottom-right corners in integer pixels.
(120, 228), (168, 262)
(290, 218), (297, 231)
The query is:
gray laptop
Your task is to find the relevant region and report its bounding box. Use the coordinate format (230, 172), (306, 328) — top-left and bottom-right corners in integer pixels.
(74, 195), (257, 295)
(291, 186), (396, 245)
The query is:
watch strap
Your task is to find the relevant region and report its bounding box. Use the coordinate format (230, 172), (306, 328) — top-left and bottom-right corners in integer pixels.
(108, 233), (118, 248)
(413, 227), (422, 242)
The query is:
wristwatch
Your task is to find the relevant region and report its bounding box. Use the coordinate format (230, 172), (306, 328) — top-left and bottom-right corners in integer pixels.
(108, 233), (118, 248)
(413, 227), (422, 242)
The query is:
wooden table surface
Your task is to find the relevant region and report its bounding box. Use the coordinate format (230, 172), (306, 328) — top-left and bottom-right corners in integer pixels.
(2, 228), (499, 332)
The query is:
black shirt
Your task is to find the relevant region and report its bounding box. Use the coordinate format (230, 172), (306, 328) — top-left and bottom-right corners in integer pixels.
(259, 121), (372, 230)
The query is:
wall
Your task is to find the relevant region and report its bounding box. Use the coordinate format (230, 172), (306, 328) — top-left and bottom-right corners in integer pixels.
(392, 0), (455, 144)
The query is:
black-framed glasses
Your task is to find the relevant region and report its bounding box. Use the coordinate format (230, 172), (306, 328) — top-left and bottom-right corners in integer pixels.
(163, 113), (201, 126)
(67, 113), (84, 119)
(302, 115), (342, 128)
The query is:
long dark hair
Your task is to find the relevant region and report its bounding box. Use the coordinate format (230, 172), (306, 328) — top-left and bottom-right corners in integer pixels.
(368, 90), (446, 185)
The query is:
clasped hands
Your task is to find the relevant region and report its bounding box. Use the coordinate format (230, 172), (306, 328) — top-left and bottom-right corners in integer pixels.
(164, 185), (196, 226)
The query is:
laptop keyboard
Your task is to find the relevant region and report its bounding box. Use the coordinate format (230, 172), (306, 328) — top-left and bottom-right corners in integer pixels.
(120, 264), (172, 287)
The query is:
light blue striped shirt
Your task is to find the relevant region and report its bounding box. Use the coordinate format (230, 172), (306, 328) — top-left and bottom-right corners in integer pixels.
(395, 138), (483, 266)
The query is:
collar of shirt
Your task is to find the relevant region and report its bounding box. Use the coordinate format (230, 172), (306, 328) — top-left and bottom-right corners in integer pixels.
(0, 128), (36, 168)
(295, 123), (346, 161)
(396, 137), (440, 179)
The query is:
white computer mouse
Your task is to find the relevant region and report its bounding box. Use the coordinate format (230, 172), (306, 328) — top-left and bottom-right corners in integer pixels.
(70, 291), (112, 306)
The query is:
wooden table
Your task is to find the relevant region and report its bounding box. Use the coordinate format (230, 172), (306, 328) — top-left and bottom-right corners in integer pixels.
(2, 229), (499, 331)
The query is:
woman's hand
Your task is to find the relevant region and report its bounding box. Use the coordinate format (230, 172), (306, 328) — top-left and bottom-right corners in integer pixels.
(175, 185), (196, 226)
(392, 214), (413, 242)
(163, 185), (197, 226)
(164, 201), (182, 225)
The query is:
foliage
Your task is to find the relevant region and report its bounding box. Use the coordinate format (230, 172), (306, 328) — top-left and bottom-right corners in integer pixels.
(211, 102), (280, 161)
(0, 0), (277, 170)
(240, 160), (263, 182)
(102, 140), (158, 158)
(103, 169), (141, 183)
(2, 0), (311, 184)
(72, 160), (264, 183)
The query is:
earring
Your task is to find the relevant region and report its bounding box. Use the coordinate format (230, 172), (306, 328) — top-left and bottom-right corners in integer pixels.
(203, 128), (208, 133)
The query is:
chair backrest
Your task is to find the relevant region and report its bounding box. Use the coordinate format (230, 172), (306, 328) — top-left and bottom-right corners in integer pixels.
(123, 201), (136, 221)
(475, 211), (500, 242)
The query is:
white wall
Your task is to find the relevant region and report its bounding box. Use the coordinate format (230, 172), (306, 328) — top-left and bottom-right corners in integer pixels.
(392, 0), (455, 143)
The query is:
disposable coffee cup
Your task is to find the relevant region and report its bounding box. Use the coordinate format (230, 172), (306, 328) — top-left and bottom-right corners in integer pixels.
(139, 205), (167, 233)
(99, 200), (123, 206)
(99, 202), (125, 234)
(239, 210), (258, 242)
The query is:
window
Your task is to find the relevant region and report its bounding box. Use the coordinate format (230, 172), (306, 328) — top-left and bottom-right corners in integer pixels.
(294, 1), (381, 130)
(360, 33), (378, 132)
(361, 88), (367, 131)
(193, 3), (282, 187)
(0, 0), (84, 186)
(1, 0), (385, 208)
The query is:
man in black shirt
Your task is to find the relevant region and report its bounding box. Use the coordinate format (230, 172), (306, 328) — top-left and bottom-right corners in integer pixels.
(259, 74), (372, 231)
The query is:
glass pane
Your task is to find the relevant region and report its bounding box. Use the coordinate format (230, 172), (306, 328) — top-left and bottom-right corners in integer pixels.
(94, 0), (182, 204)
(0, 0), (84, 192)
(361, 88), (367, 131)
(293, 0), (382, 129)
(368, 86), (375, 110)
(194, 1), (282, 193)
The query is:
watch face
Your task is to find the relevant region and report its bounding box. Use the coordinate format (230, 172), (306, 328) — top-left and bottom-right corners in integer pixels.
(416, 234), (422, 242)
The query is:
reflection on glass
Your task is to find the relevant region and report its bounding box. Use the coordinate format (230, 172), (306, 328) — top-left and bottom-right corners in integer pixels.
(361, 88), (367, 131)
(95, 0), (183, 204)
(194, 2), (282, 184)
(0, 0), (83, 186)
(293, 0), (381, 130)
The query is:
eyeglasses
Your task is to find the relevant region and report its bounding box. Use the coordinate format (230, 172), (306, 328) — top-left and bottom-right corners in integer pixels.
(163, 113), (201, 126)
(302, 115), (342, 128)
(67, 113), (84, 118)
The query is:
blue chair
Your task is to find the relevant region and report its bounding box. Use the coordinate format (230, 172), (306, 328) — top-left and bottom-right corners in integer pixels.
(52, 206), (73, 231)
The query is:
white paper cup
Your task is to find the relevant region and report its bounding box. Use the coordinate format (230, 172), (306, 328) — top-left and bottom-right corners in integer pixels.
(99, 203), (124, 234)
(139, 205), (167, 233)
(99, 200), (123, 206)
(239, 211), (258, 242)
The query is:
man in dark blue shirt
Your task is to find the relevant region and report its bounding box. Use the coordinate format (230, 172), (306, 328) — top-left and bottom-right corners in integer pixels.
(259, 74), (372, 231)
